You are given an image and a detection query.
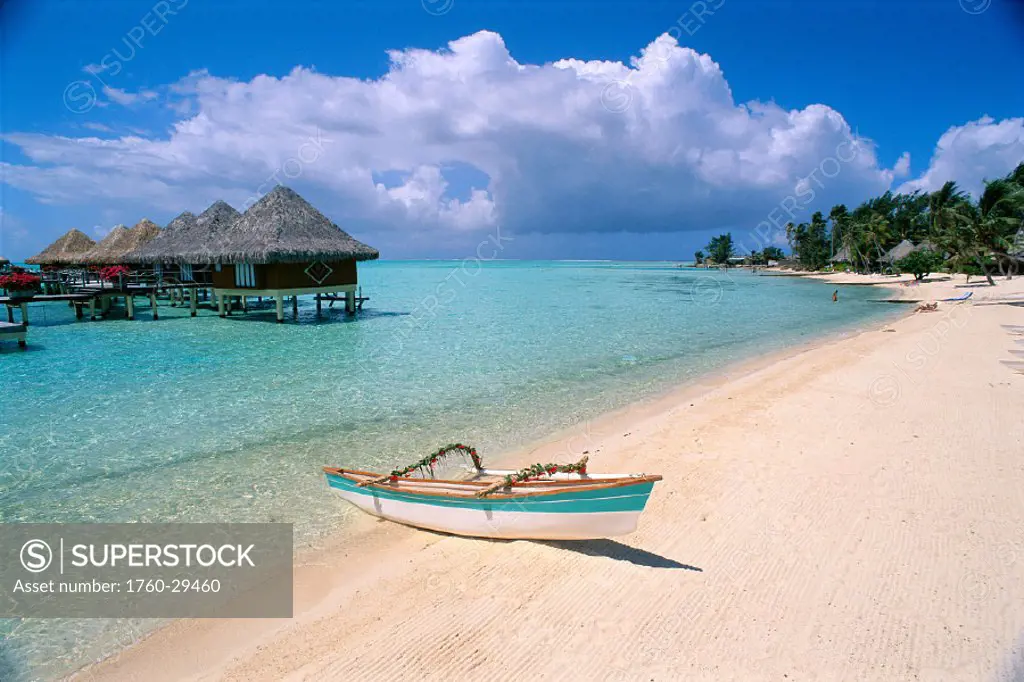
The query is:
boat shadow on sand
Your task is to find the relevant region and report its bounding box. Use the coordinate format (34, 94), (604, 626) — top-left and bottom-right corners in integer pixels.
(409, 526), (700, 571)
(536, 538), (702, 571)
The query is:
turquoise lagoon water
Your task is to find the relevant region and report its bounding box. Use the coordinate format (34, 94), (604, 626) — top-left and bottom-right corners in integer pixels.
(0, 261), (895, 679)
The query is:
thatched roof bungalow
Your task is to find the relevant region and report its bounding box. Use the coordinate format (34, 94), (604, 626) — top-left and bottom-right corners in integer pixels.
(207, 186), (378, 322)
(882, 239), (916, 264)
(122, 202), (243, 288)
(25, 229), (96, 266)
(123, 212), (197, 266)
(80, 220), (161, 265)
(182, 200), (241, 264)
(830, 245), (852, 263)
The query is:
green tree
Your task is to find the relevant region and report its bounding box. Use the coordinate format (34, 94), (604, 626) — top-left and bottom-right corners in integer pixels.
(927, 181), (991, 284)
(828, 204), (849, 261)
(788, 212), (831, 270)
(706, 233), (735, 266)
(762, 246), (784, 261)
(694, 250), (704, 265)
(895, 249), (944, 281)
(971, 179), (1024, 280)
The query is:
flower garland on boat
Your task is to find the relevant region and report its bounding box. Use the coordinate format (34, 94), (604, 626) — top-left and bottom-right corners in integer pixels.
(498, 460), (588, 488)
(358, 444), (590, 494)
(387, 443), (481, 482)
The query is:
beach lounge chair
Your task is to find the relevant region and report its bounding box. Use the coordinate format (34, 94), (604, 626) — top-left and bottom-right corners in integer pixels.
(1001, 360), (1024, 375)
(0, 321), (27, 348)
(941, 292), (973, 302)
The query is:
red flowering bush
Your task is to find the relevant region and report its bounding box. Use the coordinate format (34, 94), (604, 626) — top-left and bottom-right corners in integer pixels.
(0, 270), (41, 292)
(99, 265), (132, 282)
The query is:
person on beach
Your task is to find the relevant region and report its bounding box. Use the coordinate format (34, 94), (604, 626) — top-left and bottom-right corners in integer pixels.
(832, 290), (838, 302)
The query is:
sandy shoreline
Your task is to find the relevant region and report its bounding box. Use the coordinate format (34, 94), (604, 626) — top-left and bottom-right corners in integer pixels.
(77, 275), (1024, 681)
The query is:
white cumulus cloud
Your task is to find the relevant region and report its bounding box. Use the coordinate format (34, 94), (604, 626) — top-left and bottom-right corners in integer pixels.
(897, 116), (1024, 196)
(3, 31), (1022, 253)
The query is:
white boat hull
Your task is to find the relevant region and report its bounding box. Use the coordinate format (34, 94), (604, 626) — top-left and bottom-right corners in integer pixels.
(333, 485), (643, 539)
(324, 469), (659, 540)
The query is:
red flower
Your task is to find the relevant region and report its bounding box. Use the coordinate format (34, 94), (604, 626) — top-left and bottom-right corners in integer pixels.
(0, 272), (41, 292)
(99, 265), (132, 282)
(389, 475), (398, 483)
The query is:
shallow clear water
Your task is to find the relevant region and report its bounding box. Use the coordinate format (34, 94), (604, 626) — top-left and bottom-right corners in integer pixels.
(0, 261), (894, 679)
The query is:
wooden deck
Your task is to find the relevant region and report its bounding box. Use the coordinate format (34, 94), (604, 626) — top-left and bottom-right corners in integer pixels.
(0, 321), (27, 348)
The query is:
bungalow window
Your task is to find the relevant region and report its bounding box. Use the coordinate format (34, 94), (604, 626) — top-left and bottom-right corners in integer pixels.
(235, 263), (256, 288)
(180, 264), (194, 281)
(154, 263), (163, 278)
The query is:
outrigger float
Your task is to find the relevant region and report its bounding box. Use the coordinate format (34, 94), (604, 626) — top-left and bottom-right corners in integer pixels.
(324, 444), (662, 540)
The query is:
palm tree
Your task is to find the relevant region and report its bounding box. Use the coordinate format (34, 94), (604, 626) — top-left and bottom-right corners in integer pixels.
(928, 181), (969, 239)
(862, 212), (892, 271)
(828, 204), (849, 262)
(972, 179), (1024, 280)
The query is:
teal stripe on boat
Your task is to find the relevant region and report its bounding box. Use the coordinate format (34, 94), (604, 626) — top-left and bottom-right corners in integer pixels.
(325, 474), (654, 513)
(326, 473), (653, 503)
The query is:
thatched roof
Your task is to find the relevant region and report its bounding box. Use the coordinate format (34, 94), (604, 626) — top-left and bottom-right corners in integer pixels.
(80, 219), (161, 265)
(25, 229), (97, 265)
(830, 245), (852, 263)
(122, 212), (198, 264)
(173, 201), (241, 265)
(883, 239), (916, 263)
(0, 256), (9, 266)
(204, 186), (379, 264)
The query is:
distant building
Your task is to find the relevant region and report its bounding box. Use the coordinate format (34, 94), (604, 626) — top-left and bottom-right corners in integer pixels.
(830, 245), (852, 263)
(882, 239), (916, 264)
(202, 186), (379, 322)
(25, 229), (97, 267)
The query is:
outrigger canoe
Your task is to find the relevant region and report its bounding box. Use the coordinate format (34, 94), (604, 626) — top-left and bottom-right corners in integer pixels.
(323, 446), (661, 540)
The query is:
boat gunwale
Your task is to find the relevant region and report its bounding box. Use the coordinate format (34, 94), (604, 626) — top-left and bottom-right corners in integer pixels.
(323, 467), (662, 500)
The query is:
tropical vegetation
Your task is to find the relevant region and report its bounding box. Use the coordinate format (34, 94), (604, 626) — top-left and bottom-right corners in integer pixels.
(895, 249), (944, 281)
(705, 233), (736, 266)
(783, 162), (1024, 284)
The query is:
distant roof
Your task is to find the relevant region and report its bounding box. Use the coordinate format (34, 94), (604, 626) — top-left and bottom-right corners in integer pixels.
(830, 245), (852, 262)
(80, 220), (162, 265)
(197, 186), (379, 264)
(0, 256), (9, 266)
(122, 212), (198, 264)
(883, 239), (916, 263)
(25, 229), (97, 265)
(175, 200), (242, 265)
(124, 201), (244, 265)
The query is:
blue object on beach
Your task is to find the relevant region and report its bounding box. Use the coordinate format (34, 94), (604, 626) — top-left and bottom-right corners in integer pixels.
(941, 292), (973, 302)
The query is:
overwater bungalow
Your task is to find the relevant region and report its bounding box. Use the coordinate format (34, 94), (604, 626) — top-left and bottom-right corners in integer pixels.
(124, 200), (240, 286)
(123, 211), (198, 284)
(205, 186), (379, 322)
(25, 229), (96, 267)
(80, 220), (161, 266)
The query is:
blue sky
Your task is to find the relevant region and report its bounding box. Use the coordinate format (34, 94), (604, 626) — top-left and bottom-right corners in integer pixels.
(2, 0), (1023, 261)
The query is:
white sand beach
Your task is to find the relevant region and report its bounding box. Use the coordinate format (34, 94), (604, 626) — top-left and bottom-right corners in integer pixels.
(79, 275), (1024, 682)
